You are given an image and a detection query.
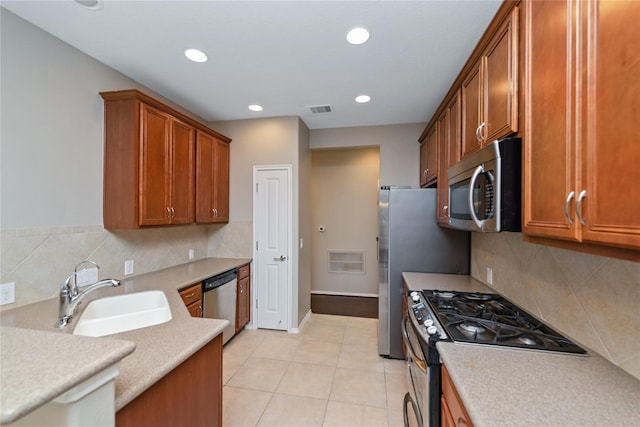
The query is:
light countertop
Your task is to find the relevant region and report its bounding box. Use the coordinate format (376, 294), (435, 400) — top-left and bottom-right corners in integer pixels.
(402, 272), (640, 427)
(1, 257), (251, 425)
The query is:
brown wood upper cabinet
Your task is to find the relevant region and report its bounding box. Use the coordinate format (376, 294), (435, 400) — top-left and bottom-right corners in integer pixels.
(419, 123), (438, 187)
(461, 6), (518, 158)
(100, 89), (231, 229)
(522, 0), (640, 250)
(196, 131), (230, 223)
(139, 104), (195, 226)
(437, 90), (461, 226)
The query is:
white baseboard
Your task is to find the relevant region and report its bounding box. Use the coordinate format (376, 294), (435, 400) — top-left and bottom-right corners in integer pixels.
(288, 309), (312, 334)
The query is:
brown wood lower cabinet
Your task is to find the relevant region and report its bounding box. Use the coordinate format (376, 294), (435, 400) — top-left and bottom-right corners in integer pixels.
(441, 365), (473, 427)
(236, 263), (251, 332)
(179, 283), (203, 318)
(116, 334), (222, 427)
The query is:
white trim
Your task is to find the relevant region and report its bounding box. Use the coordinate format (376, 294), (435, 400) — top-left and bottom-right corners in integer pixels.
(289, 309), (312, 334)
(253, 165), (293, 332)
(310, 290), (378, 298)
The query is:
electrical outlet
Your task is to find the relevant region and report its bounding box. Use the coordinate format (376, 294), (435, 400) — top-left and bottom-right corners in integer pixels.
(124, 260), (134, 276)
(486, 267), (494, 285)
(0, 282), (16, 306)
(189, 249), (195, 260)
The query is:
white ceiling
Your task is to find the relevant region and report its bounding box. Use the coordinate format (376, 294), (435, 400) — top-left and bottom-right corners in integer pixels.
(2, 0), (502, 129)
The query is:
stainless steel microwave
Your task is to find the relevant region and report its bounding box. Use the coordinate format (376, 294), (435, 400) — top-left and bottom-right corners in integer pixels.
(447, 137), (521, 232)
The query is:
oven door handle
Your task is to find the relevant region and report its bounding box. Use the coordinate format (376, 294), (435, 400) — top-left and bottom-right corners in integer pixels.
(401, 316), (427, 374)
(468, 165), (484, 230)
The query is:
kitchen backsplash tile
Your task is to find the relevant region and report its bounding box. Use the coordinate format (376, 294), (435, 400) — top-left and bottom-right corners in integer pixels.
(207, 221), (253, 258)
(0, 225), (210, 309)
(472, 232), (640, 379)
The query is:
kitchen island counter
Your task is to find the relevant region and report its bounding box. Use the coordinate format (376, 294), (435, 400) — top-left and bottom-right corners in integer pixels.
(0, 257), (250, 423)
(403, 272), (640, 427)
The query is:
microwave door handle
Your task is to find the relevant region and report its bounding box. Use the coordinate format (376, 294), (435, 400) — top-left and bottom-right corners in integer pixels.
(468, 165), (484, 230)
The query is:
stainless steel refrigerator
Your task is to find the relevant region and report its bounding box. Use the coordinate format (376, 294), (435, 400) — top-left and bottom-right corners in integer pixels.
(378, 186), (470, 359)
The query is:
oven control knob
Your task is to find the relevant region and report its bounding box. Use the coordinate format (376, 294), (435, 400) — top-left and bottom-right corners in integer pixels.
(427, 326), (438, 336)
(423, 319), (434, 327)
(411, 293), (420, 302)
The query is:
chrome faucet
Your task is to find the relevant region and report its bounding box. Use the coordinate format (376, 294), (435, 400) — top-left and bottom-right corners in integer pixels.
(55, 261), (121, 328)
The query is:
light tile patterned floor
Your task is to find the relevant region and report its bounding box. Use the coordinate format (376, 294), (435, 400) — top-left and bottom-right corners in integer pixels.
(223, 313), (409, 427)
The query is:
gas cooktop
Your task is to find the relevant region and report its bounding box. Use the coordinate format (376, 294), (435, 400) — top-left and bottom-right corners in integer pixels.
(422, 290), (587, 355)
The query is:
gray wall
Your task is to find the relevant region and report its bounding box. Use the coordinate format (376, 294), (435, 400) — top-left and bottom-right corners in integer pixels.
(310, 147), (380, 296)
(310, 123), (424, 187)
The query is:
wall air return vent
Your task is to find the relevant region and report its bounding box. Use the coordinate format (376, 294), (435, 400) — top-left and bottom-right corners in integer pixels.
(328, 250), (366, 274)
(308, 105), (333, 114)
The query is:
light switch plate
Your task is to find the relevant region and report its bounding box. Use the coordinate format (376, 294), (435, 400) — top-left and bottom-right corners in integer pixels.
(189, 249), (195, 260)
(0, 282), (16, 306)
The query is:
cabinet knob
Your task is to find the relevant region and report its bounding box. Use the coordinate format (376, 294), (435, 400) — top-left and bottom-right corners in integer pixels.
(211, 208), (215, 218)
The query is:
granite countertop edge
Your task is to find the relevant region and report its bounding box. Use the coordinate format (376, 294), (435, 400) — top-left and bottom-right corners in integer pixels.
(0, 257), (251, 423)
(402, 272), (640, 427)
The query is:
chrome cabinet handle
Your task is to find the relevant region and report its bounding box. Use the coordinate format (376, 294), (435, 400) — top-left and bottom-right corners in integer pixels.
(443, 205), (448, 213)
(171, 207), (175, 219)
(475, 122), (486, 142)
(211, 208), (215, 218)
(576, 190), (587, 225)
(166, 207), (172, 219)
(564, 191), (575, 225)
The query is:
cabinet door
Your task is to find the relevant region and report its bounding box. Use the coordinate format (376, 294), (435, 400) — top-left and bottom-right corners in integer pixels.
(419, 139), (428, 187)
(523, 0), (580, 241)
(196, 131), (215, 222)
(237, 275), (250, 332)
(170, 119), (195, 224)
(196, 132), (230, 223)
(139, 104), (171, 226)
(461, 60), (482, 158)
(213, 138), (230, 223)
(484, 7), (518, 142)
(580, 0), (640, 248)
(437, 91), (461, 226)
(437, 109), (450, 225)
(422, 124), (438, 187)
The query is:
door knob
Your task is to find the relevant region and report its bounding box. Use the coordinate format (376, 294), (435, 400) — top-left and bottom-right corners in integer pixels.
(273, 255), (287, 261)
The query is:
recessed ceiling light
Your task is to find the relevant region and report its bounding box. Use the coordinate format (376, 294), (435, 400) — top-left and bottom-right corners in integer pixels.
(346, 27), (370, 45)
(355, 95), (371, 103)
(73, 0), (103, 10)
(184, 48), (208, 63)
(248, 104), (263, 112)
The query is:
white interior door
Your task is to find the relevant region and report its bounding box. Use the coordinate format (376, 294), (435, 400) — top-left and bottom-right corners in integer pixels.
(254, 166), (290, 330)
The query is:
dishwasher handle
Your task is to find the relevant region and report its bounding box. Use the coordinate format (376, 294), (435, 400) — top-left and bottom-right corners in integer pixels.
(203, 270), (237, 292)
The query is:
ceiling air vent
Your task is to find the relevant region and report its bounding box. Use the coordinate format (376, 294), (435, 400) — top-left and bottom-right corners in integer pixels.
(308, 105), (333, 114)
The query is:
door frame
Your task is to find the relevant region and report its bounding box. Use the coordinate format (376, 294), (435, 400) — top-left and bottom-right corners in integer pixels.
(252, 165), (293, 332)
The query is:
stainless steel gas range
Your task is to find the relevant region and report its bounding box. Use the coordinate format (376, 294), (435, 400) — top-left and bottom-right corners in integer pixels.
(402, 289), (587, 427)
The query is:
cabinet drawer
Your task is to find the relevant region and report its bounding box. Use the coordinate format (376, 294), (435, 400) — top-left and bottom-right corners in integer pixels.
(237, 264), (250, 280)
(179, 283), (202, 306)
(442, 366), (473, 427)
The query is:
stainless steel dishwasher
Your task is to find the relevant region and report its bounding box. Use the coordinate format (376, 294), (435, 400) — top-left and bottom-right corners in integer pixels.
(202, 269), (237, 344)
